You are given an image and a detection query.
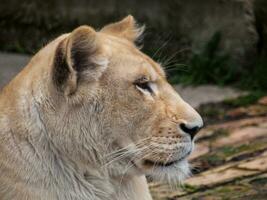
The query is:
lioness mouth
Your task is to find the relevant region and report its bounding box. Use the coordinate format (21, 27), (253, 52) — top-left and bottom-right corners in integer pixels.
(143, 159), (178, 167)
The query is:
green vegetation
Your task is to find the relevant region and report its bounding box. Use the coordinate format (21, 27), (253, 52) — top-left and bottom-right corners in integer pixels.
(243, 56), (267, 91)
(169, 31), (267, 92)
(198, 129), (229, 142)
(203, 154), (223, 166)
(224, 91), (265, 107)
(169, 32), (237, 86)
(198, 105), (226, 119)
(250, 177), (267, 186)
(182, 184), (199, 193)
(182, 174), (267, 200)
(198, 138), (267, 168)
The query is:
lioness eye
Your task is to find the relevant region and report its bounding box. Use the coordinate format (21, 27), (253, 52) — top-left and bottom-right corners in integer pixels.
(134, 77), (153, 94)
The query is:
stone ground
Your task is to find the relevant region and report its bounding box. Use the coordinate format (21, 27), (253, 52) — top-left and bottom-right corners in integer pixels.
(0, 52), (29, 89)
(0, 52), (245, 107)
(1, 52), (265, 200)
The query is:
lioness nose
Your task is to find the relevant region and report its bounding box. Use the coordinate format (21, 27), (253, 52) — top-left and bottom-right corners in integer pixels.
(180, 123), (203, 139)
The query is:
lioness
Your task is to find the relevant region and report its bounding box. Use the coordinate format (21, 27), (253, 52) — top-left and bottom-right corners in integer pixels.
(0, 16), (203, 200)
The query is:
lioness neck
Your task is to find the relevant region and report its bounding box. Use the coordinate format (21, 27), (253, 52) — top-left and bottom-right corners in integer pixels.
(112, 176), (152, 200)
(0, 80), (152, 200)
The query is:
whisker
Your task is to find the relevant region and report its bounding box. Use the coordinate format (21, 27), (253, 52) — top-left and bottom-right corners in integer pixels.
(105, 137), (150, 157)
(152, 36), (172, 59)
(159, 47), (189, 67)
(102, 140), (151, 167)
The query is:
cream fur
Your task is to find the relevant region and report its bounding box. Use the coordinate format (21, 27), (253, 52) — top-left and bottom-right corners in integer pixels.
(0, 16), (202, 200)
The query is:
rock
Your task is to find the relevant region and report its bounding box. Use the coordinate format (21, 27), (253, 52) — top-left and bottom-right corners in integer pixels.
(0, 53), (29, 89)
(226, 107), (247, 118)
(172, 0), (258, 66)
(247, 104), (267, 116)
(209, 116), (267, 130)
(174, 85), (245, 108)
(254, 0), (267, 55)
(189, 142), (210, 160)
(226, 104), (267, 118)
(213, 126), (267, 148)
(0, 0), (259, 69)
(238, 151), (267, 171)
(176, 173), (267, 200)
(258, 96), (267, 105)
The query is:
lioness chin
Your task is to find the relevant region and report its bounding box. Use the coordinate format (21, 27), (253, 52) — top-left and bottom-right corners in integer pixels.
(0, 16), (203, 200)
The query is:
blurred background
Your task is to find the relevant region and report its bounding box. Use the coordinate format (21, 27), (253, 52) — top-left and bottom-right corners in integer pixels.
(0, 0), (267, 199)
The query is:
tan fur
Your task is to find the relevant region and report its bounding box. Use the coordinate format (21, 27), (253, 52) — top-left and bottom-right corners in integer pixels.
(0, 16), (203, 200)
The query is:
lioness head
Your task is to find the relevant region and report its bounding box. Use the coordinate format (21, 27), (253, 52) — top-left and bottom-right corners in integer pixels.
(26, 16), (203, 184)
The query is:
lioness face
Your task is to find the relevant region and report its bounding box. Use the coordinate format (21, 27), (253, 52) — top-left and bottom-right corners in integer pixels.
(51, 16), (203, 184)
(100, 31), (203, 183)
(99, 17), (203, 183)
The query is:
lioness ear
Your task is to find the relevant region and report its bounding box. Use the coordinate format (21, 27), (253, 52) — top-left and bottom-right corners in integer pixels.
(101, 15), (145, 43)
(53, 26), (107, 95)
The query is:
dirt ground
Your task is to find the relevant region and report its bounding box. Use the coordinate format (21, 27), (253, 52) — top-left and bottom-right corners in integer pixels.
(149, 96), (267, 200)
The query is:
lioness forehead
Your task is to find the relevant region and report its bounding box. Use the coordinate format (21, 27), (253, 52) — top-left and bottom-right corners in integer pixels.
(142, 55), (166, 80)
(101, 33), (166, 80)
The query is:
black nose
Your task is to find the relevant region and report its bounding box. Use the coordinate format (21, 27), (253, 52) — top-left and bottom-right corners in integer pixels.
(180, 123), (202, 139)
